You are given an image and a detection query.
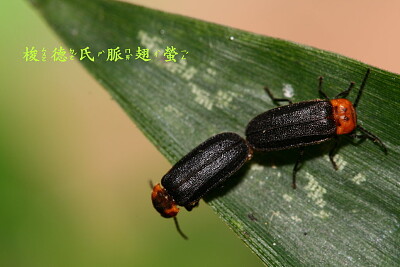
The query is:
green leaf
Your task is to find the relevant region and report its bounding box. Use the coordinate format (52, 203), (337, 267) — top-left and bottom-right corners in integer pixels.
(30, 0), (399, 265)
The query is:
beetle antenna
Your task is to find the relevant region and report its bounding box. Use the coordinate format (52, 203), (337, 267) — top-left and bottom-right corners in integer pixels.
(174, 217), (188, 240)
(354, 68), (371, 109)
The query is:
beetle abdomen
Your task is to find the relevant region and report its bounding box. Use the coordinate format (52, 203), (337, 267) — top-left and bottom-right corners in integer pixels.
(246, 100), (336, 151)
(161, 132), (252, 206)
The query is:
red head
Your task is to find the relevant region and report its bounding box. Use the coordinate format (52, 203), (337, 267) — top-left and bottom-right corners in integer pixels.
(330, 98), (357, 135)
(151, 183), (180, 218)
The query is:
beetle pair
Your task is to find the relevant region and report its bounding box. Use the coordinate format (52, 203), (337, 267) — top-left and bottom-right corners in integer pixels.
(151, 69), (386, 238)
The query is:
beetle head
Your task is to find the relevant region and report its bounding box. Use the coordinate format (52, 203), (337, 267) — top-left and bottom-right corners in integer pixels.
(151, 183), (180, 218)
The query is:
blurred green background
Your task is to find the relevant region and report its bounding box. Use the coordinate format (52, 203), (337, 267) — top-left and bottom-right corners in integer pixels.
(1, 1), (398, 266)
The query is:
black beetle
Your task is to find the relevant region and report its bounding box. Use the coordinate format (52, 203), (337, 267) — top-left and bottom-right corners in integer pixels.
(245, 69), (386, 188)
(151, 132), (253, 238)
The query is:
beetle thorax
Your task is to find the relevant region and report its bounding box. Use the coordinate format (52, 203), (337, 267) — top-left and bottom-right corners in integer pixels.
(330, 98), (357, 135)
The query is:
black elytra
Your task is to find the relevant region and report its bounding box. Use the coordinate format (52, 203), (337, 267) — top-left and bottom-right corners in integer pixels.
(246, 100), (336, 151)
(161, 132), (253, 209)
(151, 132), (253, 229)
(151, 132), (253, 238)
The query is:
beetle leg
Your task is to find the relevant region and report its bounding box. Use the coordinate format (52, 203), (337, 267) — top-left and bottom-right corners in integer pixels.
(335, 82), (355, 99)
(353, 68), (371, 108)
(264, 86), (293, 105)
(184, 201), (200, 211)
(318, 76), (330, 100)
(292, 148), (305, 189)
(351, 125), (387, 154)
